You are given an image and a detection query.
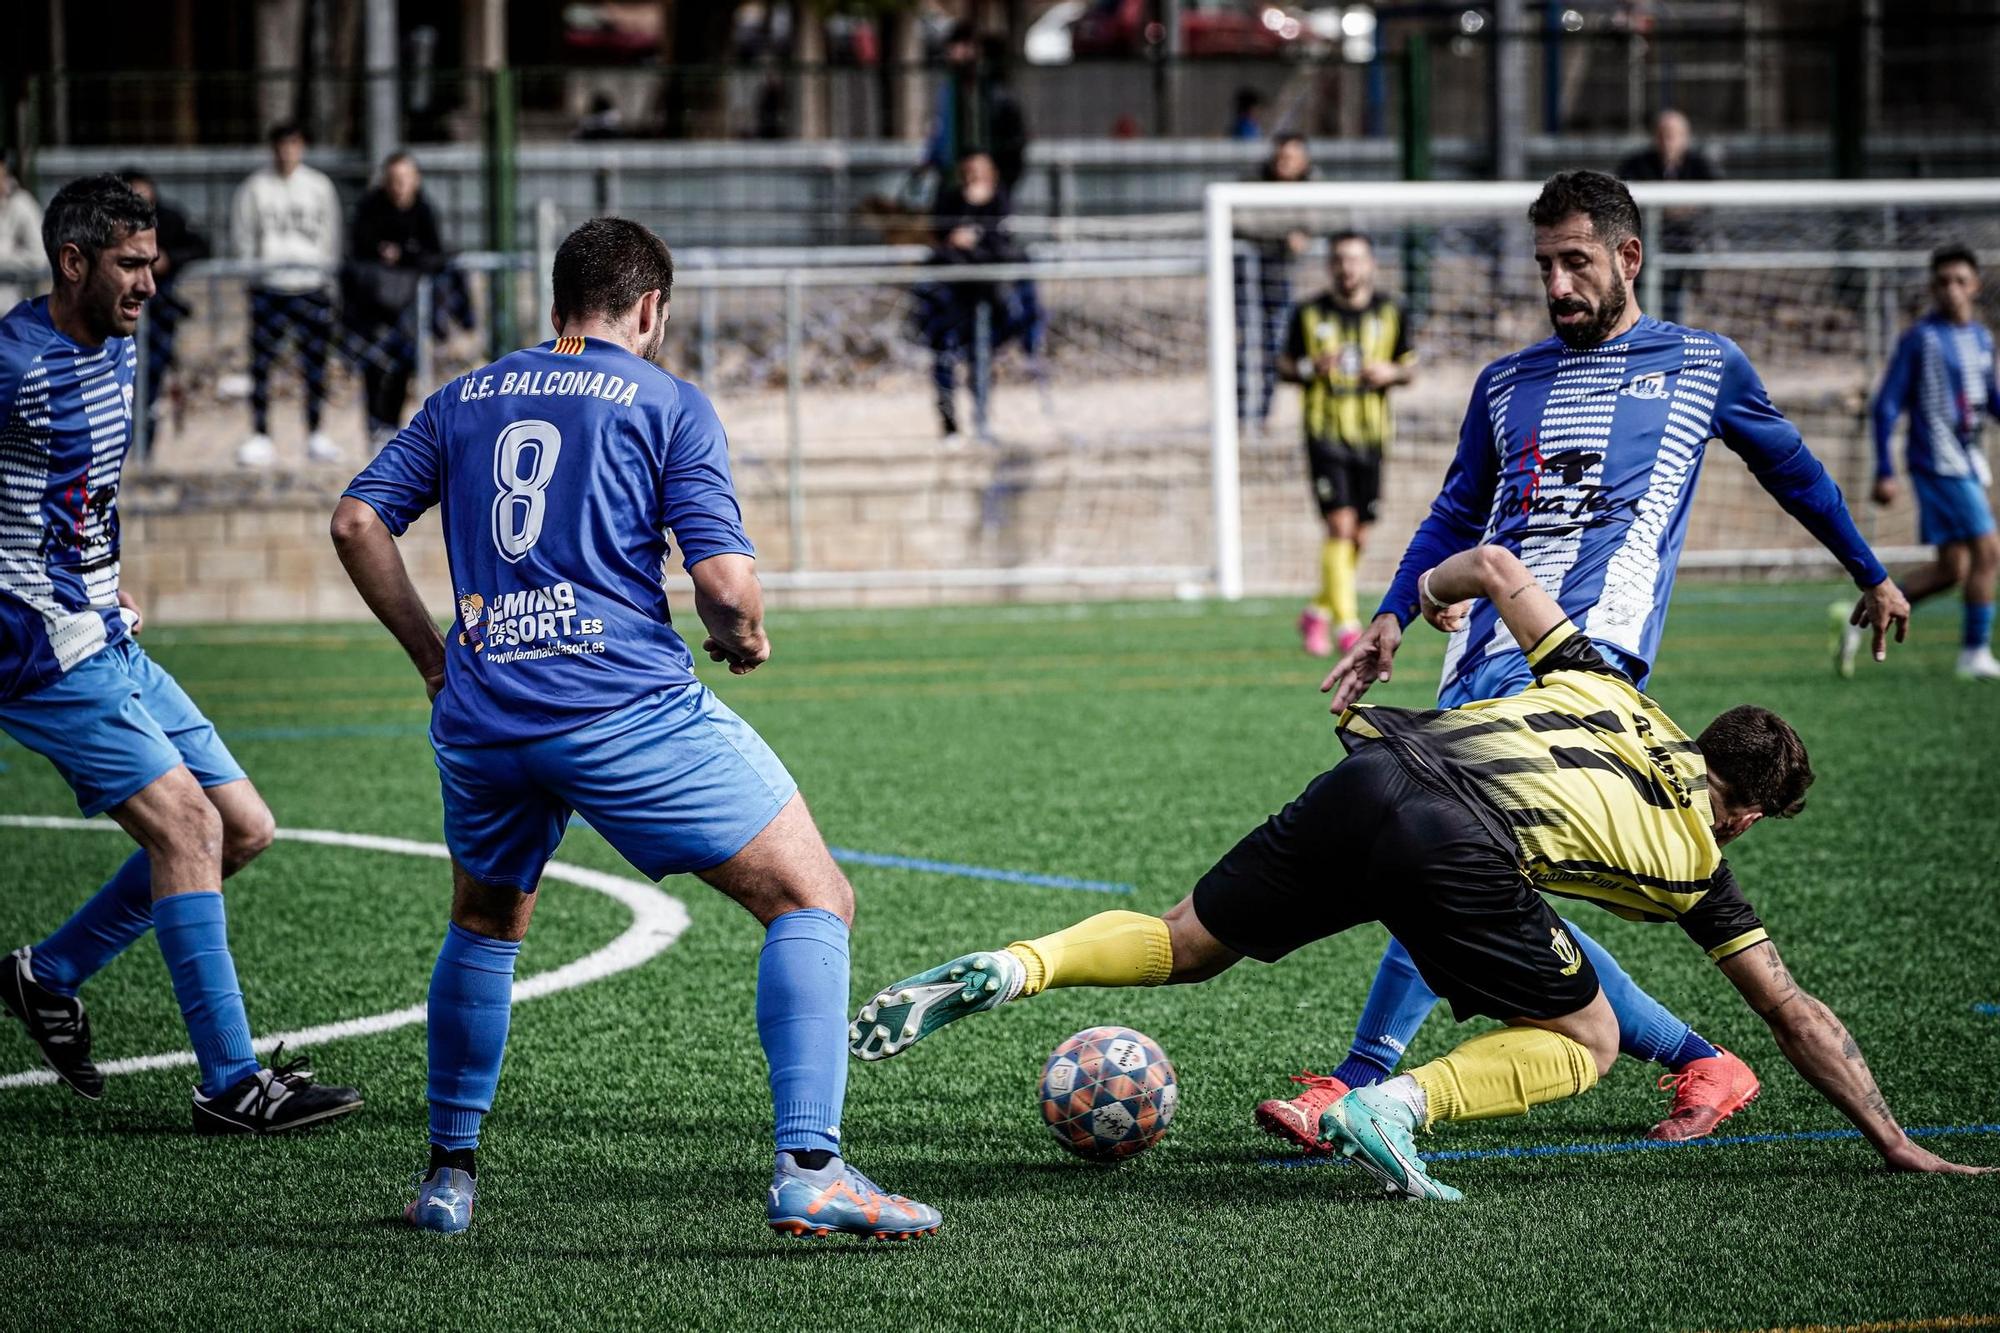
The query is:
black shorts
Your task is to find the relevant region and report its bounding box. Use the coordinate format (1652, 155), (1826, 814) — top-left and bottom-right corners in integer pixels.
(1306, 439), (1382, 523)
(1190, 743), (1601, 1023)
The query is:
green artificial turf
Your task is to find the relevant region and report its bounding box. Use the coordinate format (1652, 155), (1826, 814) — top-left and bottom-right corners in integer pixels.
(1, 586), (1995, 1332)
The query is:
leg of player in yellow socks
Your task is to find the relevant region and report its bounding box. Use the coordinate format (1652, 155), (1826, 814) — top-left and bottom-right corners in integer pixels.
(1006, 911), (1174, 997)
(1325, 536), (1359, 632)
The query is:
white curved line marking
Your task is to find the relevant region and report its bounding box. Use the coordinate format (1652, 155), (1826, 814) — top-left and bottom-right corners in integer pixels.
(0, 815), (690, 1090)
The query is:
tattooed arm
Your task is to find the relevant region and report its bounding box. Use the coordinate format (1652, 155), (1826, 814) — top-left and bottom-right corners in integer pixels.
(1718, 941), (1991, 1174)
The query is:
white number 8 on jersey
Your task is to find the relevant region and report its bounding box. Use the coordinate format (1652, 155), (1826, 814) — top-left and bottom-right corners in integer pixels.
(491, 419), (563, 562)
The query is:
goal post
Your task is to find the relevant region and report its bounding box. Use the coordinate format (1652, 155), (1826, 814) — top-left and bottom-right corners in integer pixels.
(1203, 177), (2000, 602)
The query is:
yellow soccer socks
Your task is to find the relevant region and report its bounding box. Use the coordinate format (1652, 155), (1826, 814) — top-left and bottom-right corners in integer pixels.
(1320, 537), (1359, 628)
(1406, 1027), (1599, 1128)
(1007, 911), (1174, 998)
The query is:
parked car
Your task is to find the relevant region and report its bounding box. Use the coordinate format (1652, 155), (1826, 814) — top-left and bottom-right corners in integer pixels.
(1069, 0), (1307, 58)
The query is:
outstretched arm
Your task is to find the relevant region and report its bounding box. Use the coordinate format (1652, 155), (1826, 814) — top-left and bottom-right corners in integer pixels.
(1419, 544), (1565, 653)
(1718, 941), (1991, 1174)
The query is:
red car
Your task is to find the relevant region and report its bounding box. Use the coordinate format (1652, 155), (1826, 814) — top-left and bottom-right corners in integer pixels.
(1069, 0), (1306, 58)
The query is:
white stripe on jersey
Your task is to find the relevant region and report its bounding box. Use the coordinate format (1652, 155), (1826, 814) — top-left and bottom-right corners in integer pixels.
(1918, 329), (1972, 478)
(1584, 334), (1724, 657)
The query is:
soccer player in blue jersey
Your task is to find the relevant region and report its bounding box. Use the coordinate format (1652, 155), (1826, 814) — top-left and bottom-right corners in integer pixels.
(0, 176), (361, 1133)
(1251, 170), (1912, 1153)
(1840, 245), (2000, 680)
(332, 217), (940, 1240)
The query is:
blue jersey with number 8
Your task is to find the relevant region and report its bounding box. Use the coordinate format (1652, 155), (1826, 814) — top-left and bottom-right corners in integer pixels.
(342, 336), (753, 747)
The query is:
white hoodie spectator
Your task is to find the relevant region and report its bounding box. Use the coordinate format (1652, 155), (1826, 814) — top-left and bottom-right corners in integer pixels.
(0, 155), (45, 313)
(232, 144), (341, 293)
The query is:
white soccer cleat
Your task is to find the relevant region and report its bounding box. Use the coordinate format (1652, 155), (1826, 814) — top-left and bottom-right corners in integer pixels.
(236, 433), (275, 468)
(848, 950), (1023, 1061)
(1955, 647), (2000, 680)
(306, 431), (342, 464)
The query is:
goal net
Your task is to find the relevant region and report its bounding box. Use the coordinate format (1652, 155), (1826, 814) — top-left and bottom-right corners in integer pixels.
(1204, 179), (2000, 601)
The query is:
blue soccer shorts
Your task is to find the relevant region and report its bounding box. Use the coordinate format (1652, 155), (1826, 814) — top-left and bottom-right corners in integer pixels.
(433, 682), (798, 890)
(1437, 637), (1650, 709)
(1912, 470), (1998, 547)
(0, 639), (248, 817)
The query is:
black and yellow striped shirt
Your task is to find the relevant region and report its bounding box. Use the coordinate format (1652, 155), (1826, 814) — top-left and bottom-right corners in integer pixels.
(1283, 292), (1414, 451)
(1337, 620), (1768, 963)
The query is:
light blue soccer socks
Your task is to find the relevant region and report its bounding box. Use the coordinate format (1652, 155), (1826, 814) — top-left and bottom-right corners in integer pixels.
(30, 851), (153, 997)
(152, 890), (260, 1098)
(1570, 921), (1719, 1070)
(426, 922), (521, 1152)
(757, 908), (849, 1156)
(1964, 600), (1995, 651)
(1331, 937), (1434, 1089)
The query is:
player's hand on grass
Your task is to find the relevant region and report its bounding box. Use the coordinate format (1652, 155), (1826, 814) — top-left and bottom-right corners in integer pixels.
(1848, 578), (1911, 663)
(703, 634), (770, 675)
(1871, 476), (1898, 507)
(1320, 614), (1402, 712)
(1879, 1139), (1996, 1176)
(116, 589), (143, 635)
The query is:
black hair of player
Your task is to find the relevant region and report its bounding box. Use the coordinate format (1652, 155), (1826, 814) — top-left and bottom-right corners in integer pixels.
(1696, 705), (1813, 819)
(116, 166), (154, 189)
(551, 216), (674, 325)
(267, 121), (306, 146)
(1328, 229), (1372, 252)
(1931, 244), (1979, 276)
(1528, 170), (1642, 250)
(40, 173), (156, 273)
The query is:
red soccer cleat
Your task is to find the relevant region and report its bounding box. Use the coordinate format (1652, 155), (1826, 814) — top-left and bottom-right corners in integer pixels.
(1648, 1047), (1760, 1142)
(1254, 1070), (1352, 1153)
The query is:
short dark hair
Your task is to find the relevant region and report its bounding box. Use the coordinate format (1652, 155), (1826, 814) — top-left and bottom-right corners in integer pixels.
(41, 173), (155, 272)
(551, 217), (674, 324)
(1932, 244), (1979, 275)
(1697, 705), (1814, 820)
(116, 166), (154, 189)
(1328, 229), (1372, 252)
(1528, 169), (1642, 249)
(268, 121), (305, 145)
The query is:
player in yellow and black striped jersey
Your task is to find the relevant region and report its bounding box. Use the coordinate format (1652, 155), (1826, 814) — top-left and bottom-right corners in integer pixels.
(1282, 232), (1416, 658)
(846, 541), (1992, 1199)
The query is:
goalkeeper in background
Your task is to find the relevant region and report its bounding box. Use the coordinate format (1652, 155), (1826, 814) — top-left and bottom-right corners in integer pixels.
(1284, 232), (1416, 658)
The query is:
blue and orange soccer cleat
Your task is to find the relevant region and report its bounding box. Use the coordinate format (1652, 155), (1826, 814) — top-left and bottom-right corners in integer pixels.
(766, 1153), (941, 1240)
(406, 1166), (476, 1235)
(849, 950), (1023, 1062)
(1319, 1086), (1463, 1203)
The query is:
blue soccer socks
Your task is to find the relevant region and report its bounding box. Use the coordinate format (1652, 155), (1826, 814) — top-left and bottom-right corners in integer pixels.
(31, 851), (153, 997)
(426, 922), (521, 1152)
(1964, 600), (1995, 651)
(757, 908), (850, 1157)
(1567, 919), (1719, 1070)
(152, 890), (260, 1098)
(1332, 937), (1435, 1089)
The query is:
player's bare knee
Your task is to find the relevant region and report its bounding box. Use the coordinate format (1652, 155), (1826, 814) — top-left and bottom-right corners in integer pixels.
(221, 801), (276, 875)
(451, 867), (536, 941)
(1162, 897), (1238, 983)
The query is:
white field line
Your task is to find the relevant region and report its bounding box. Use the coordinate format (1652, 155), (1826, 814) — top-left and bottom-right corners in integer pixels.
(0, 816), (690, 1090)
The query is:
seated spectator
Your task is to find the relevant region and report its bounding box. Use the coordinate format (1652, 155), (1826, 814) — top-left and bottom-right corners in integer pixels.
(344, 151), (446, 444)
(0, 152), (45, 314)
(1230, 88), (1267, 141)
(118, 169), (210, 433)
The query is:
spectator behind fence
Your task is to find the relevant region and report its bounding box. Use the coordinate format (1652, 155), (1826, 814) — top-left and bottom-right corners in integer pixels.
(0, 153), (45, 314)
(233, 122), (343, 467)
(924, 24), (1029, 195)
(917, 151), (1042, 444)
(1229, 88), (1267, 141)
(1617, 109), (1720, 324)
(117, 169), (210, 430)
(345, 151), (445, 445)
(1235, 133), (1313, 429)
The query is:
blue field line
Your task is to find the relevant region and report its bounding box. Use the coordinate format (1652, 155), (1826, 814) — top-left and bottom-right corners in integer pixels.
(1261, 1122), (2000, 1169)
(826, 846), (1134, 895)
(1975, 1002), (2000, 1017)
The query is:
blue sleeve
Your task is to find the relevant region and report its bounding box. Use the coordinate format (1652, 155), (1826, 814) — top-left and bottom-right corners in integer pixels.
(341, 390), (444, 536)
(1870, 330), (1916, 480)
(662, 385), (755, 570)
(1713, 342), (1888, 589)
(1375, 367), (1500, 627)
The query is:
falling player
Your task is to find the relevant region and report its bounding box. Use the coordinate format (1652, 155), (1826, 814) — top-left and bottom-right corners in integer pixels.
(1258, 171), (1913, 1152)
(333, 217), (939, 1240)
(850, 544), (1990, 1201)
(1285, 232), (1416, 658)
(1840, 244), (2000, 680)
(0, 175), (361, 1133)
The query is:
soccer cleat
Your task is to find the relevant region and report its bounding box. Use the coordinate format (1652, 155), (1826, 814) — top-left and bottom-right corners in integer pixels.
(1299, 608), (1334, 658)
(1648, 1046), (1760, 1142)
(1319, 1086), (1463, 1203)
(1955, 647), (2000, 680)
(1253, 1070), (1351, 1153)
(190, 1045), (364, 1135)
(766, 1153), (941, 1240)
(849, 949), (1022, 1062)
(0, 947), (104, 1100)
(1832, 600), (1862, 678)
(406, 1166), (477, 1235)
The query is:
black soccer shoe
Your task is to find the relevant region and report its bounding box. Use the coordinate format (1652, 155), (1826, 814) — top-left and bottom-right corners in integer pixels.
(0, 946), (105, 1100)
(191, 1045), (363, 1135)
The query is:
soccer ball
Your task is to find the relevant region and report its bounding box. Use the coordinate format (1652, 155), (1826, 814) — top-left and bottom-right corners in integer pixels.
(1037, 1026), (1177, 1161)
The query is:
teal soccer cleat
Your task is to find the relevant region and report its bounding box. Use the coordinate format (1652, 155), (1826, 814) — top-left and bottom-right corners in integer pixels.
(406, 1166), (476, 1234)
(766, 1153), (941, 1240)
(849, 950), (1022, 1062)
(1319, 1086), (1464, 1203)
